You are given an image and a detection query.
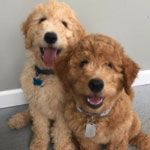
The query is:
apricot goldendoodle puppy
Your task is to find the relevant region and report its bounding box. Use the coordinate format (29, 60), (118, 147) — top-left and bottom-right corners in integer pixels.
(55, 34), (150, 150)
(8, 1), (85, 150)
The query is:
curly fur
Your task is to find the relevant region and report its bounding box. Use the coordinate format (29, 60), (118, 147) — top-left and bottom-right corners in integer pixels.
(8, 1), (85, 150)
(55, 34), (150, 150)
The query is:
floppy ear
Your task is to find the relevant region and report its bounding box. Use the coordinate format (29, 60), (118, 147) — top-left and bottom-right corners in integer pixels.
(22, 20), (29, 36)
(122, 54), (139, 94)
(21, 17), (32, 49)
(55, 52), (71, 90)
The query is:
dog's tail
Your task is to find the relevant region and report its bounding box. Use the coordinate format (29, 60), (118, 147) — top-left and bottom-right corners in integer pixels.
(130, 131), (150, 150)
(8, 109), (30, 129)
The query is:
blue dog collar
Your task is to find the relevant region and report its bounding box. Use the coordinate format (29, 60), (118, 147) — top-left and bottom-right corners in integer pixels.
(33, 66), (54, 87)
(35, 66), (54, 76)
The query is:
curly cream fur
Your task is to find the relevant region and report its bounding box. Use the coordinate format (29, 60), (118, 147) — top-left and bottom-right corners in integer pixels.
(8, 1), (85, 150)
(8, 109), (30, 129)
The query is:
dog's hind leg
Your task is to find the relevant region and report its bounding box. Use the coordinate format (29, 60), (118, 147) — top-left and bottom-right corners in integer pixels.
(51, 115), (76, 150)
(8, 108), (31, 129)
(129, 112), (150, 150)
(130, 131), (150, 150)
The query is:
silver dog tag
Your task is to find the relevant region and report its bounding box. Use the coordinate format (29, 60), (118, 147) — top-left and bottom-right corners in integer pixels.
(85, 123), (96, 138)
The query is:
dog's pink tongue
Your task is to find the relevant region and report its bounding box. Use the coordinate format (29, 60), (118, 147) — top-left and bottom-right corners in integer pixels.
(88, 96), (103, 105)
(91, 97), (100, 104)
(43, 48), (57, 67)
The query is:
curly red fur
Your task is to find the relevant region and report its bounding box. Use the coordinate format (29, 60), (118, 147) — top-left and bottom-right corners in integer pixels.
(55, 34), (150, 150)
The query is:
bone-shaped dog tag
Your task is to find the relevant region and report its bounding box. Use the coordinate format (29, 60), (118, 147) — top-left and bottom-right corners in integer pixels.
(85, 123), (96, 138)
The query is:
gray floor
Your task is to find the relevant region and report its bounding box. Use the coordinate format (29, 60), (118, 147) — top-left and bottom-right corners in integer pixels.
(0, 85), (150, 150)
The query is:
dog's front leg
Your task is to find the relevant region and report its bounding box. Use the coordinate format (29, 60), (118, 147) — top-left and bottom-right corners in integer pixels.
(30, 109), (50, 150)
(107, 135), (128, 150)
(51, 115), (76, 150)
(79, 138), (100, 150)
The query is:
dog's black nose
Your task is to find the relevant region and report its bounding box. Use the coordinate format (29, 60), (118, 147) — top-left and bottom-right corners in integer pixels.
(44, 32), (57, 44)
(88, 79), (104, 93)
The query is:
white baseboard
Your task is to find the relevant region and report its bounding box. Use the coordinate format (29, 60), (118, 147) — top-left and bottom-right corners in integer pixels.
(0, 70), (150, 109)
(133, 70), (150, 86)
(0, 89), (27, 109)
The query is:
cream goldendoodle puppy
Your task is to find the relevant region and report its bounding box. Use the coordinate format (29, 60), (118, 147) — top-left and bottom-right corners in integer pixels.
(8, 1), (85, 150)
(55, 34), (150, 150)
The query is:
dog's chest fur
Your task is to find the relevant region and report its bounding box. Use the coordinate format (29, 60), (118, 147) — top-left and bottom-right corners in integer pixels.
(65, 97), (133, 145)
(20, 63), (65, 118)
(65, 103), (110, 144)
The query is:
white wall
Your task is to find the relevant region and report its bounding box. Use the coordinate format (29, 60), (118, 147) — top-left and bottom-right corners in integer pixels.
(0, 0), (150, 91)
(0, 0), (45, 91)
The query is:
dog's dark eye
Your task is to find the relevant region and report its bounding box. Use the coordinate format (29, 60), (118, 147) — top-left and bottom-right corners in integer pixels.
(39, 17), (47, 24)
(106, 62), (113, 69)
(80, 60), (89, 68)
(61, 21), (68, 28)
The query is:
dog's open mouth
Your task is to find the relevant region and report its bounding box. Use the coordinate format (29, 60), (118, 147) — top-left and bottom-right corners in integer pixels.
(85, 96), (104, 109)
(40, 47), (61, 67)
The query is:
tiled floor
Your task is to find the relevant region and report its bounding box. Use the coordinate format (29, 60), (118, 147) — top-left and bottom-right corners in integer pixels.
(0, 85), (150, 150)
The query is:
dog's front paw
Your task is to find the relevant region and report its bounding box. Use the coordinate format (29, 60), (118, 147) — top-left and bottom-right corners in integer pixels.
(55, 143), (76, 150)
(30, 138), (48, 150)
(66, 144), (76, 150)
